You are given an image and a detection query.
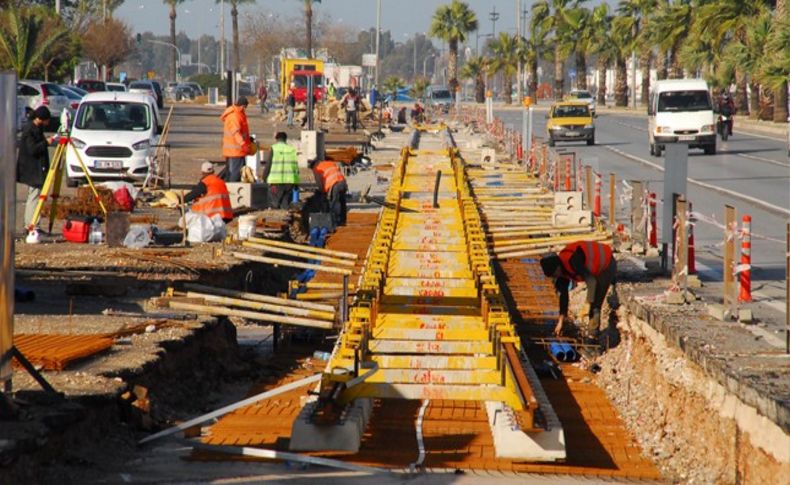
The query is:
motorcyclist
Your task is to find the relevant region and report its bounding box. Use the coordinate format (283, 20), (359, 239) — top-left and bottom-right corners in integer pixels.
(718, 92), (735, 137)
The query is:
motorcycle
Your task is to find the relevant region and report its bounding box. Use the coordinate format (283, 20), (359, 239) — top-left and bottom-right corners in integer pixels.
(717, 114), (733, 141)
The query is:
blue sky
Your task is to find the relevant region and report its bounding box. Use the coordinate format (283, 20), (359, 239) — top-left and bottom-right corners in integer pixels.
(116, 0), (537, 40)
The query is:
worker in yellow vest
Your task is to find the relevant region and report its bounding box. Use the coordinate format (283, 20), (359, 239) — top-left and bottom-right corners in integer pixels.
(265, 132), (299, 209)
(310, 158), (348, 226)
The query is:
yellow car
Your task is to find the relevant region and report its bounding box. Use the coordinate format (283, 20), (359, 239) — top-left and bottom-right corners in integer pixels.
(546, 101), (595, 147)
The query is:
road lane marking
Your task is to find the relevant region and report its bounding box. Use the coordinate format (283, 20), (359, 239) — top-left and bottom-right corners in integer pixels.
(735, 153), (790, 169)
(609, 116), (786, 143)
(601, 145), (790, 217)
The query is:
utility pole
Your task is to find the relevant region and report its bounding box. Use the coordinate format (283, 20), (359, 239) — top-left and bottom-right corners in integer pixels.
(516, 0), (522, 103)
(375, 0), (381, 90)
(413, 34), (417, 82)
(220, 0), (225, 75)
(55, 0), (61, 15)
(489, 6), (499, 38)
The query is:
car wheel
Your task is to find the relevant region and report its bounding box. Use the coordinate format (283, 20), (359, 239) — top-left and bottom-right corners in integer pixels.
(587, 137), (595, 146)
(649, 143), (655, 156)
(547, 138), (555, 147)
(655, 145), (663, 157)
(704, 144), (716, 155)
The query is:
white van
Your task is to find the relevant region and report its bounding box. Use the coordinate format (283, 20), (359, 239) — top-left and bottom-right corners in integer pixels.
(66, 92), (161, 186)
(648, 79), (716, 156)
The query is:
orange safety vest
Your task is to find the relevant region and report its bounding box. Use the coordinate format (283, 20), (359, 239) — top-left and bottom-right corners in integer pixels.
(558, 241), (612, 280)
(314, 161), (345, 193)
(192, 174), (233, 221)
(220, 105), (250, 157)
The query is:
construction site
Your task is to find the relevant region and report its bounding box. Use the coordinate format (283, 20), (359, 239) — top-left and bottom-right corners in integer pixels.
(2, 87), (790, 484)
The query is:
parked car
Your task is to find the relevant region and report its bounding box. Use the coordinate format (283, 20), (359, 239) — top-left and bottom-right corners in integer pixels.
(17, 80), (70, 130)
(76, 79), (106, 92)
(182, 81), (204, 97)
(61, 85), (88, 97)
(648, 79), (716, 156)
(175, 84), (196, 100)
(106, 82), (127, 92)
(165, 81), (179, 99)
(58, 84), (85, 122)
(567, 89), (596, 116)
(546, 100), (595, 146)
(128, 80), (161, 108)
(150, 80), (164, 109)
(426, 85), (453, 112)
(66, 91), (162, 186)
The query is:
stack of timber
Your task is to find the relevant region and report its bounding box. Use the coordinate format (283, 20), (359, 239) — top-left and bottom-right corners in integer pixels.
(466, 161), (611, 260)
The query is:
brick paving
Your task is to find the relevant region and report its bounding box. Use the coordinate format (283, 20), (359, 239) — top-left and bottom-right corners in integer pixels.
(13, 334), (115, 371)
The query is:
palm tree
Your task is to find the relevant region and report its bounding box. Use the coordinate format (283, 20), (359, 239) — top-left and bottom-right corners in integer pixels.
(617, 0), (657, 105)
(588, 4), (616, 106)
(0, 7), (67, 79)
(767, 0), (788, 123)
(522, 22), (548, 101)
(460, 55), (487, 103)
(303, 0), (321, 58)
(163, 0), (186, 82)
(532, 0), (586, 100)
(218, 0), (255, 74)
(611, 14), (635, 107)
(562, 6), (592, 90)
(487, 33), (521, 105)
(429, 0), (478, 98)
(409, 77), (430, 101)
(382, 76), (405, 102)
(645, 0), (693, 80)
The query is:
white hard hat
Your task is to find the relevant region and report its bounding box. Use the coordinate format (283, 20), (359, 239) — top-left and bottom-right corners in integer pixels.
(201, 161), (214, 174)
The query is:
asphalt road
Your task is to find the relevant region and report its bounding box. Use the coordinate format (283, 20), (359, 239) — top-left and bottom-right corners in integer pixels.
(497, 108), (789, 339)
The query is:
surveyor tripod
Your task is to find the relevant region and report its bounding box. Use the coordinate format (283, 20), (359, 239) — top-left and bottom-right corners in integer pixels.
(27, 122), (107, 234)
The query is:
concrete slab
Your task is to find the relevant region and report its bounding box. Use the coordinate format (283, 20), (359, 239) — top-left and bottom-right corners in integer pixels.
(289, 398), (372, 453)
(485, 401), (566, 462)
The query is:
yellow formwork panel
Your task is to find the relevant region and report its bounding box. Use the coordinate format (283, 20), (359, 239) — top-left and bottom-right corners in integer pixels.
(375, 314), (482, 328)
(372, 327), (489, 342)
(383, 277), (476, 289)
(363, 369), (501, 385)
(369, 339), (492, 354)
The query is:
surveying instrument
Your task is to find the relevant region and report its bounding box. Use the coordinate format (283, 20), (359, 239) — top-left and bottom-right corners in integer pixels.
(26, 110), (107, 239)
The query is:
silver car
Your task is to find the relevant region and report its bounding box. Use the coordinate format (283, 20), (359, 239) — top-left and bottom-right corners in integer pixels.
(18, 80), (70, 123)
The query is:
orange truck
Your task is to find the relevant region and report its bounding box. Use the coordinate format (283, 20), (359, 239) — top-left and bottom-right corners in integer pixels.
(280, 57), (325, 103)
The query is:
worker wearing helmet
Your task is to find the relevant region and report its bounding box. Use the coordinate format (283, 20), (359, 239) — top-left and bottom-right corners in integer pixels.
(184, 162), (233, 222)
(540, 241), (617, 338)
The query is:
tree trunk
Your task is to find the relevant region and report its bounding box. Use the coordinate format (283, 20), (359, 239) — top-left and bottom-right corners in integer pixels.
(170, 7), (177, 82)
(640, 50), (651, 105)
(615, 56), (628, 107)
(554, 44), (563, 100)
(306, 2), (313, 58)
(773, 81), (788, 123)
(668, 48), (682, 79)
(596, 58), (606, 106)
(475, 73), (485, 103)
(735, 69), (749, 116)
(504, 73), (513, 105)
(528, 57), (538, 100)
(657, 50), (668, 79)
(448, 38), (459, 98)
(232, 5), (240, 73)
(757, 83), (773, 121)
(575, 51), (587, 90)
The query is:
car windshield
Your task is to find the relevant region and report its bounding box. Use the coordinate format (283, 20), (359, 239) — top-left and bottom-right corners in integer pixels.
(60, 87), (82, 100)
(129, 82), (151, 90)
(75, 102), (151, 131)
(42, 84), (66, 97)
(80, 81), (105, 91)
(107, 85), (126, 92)
(553, 105), (590, 117)
(572, 91), (592, 99)
(431, 90), (451, 99)
(292, 74), (324, 88)
(658, 90), (711, 112)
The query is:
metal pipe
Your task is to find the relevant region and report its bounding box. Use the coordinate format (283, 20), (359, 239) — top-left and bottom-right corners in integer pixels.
(433, 170), (442, 209)
(0, 72), (16, 391)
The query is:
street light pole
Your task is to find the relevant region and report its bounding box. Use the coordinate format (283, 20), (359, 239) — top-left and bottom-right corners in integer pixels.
(147, 39), (182, 81)
(423, 54), (434, 79)
(220, 0), (225, 75)
(413, 34), (417, 81)
(489, 6), (499, 38)
(516, 0), (522, 103)
(375, 0), (381, 90)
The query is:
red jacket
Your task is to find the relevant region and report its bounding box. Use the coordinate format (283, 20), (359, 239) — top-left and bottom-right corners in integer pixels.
(220, 105), (250, 158)
(558, 241), (613, 281)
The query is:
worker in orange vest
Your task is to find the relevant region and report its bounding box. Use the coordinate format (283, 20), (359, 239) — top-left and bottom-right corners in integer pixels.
(310, 158), (347, 226)
(220, 96), (251, 182)
(540, 241), (617, 338)
(184, 162), (234, 222)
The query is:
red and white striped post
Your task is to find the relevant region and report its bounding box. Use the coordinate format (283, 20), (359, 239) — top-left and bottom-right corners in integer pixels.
(649, 192), (657, 248)
(593, 172), (602, 217)
(688, 202), (696, 274)
(564, 157), (572, 191)
(739, 215), (752, 302)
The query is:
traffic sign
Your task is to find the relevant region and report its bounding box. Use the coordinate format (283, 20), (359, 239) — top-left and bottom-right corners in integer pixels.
(147, 71), (155, 80)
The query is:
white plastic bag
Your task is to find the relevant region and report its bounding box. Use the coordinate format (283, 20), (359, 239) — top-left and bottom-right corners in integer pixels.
(123, 224), (152, 248)
(184, 212), (226, 243)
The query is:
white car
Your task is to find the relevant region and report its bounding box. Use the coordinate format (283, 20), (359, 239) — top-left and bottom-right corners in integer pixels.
(128, 80), (159, 105)
(66, 92), (162, 186)
(17, 80), (70, 127)
(568, 89), (596, 115)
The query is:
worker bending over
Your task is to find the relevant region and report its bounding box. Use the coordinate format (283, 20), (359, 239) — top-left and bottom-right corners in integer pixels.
(540, 241), (617, 338)
(184, 162), (233, 222)
(266, 132), (299, 209)
(310, 158), (347, 226)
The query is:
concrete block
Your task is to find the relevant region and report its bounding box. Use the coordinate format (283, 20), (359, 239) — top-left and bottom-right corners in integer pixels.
(552, 210), (592, 227)
(225, 183), (268, 209)
(738, 308), (753, 323)
(485, 401), (566, 461)
(481, 148), (496, 164)
(707, 303), (730, 321)
(686, 275), (702, 288)
(298, 131), (324, 168)
(684, 290), (698, 303)
(289, 398), (372, 452)
(646, 247), (660, 258)
(666, 291), (686, 305)
(553, 191), (582, 212)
